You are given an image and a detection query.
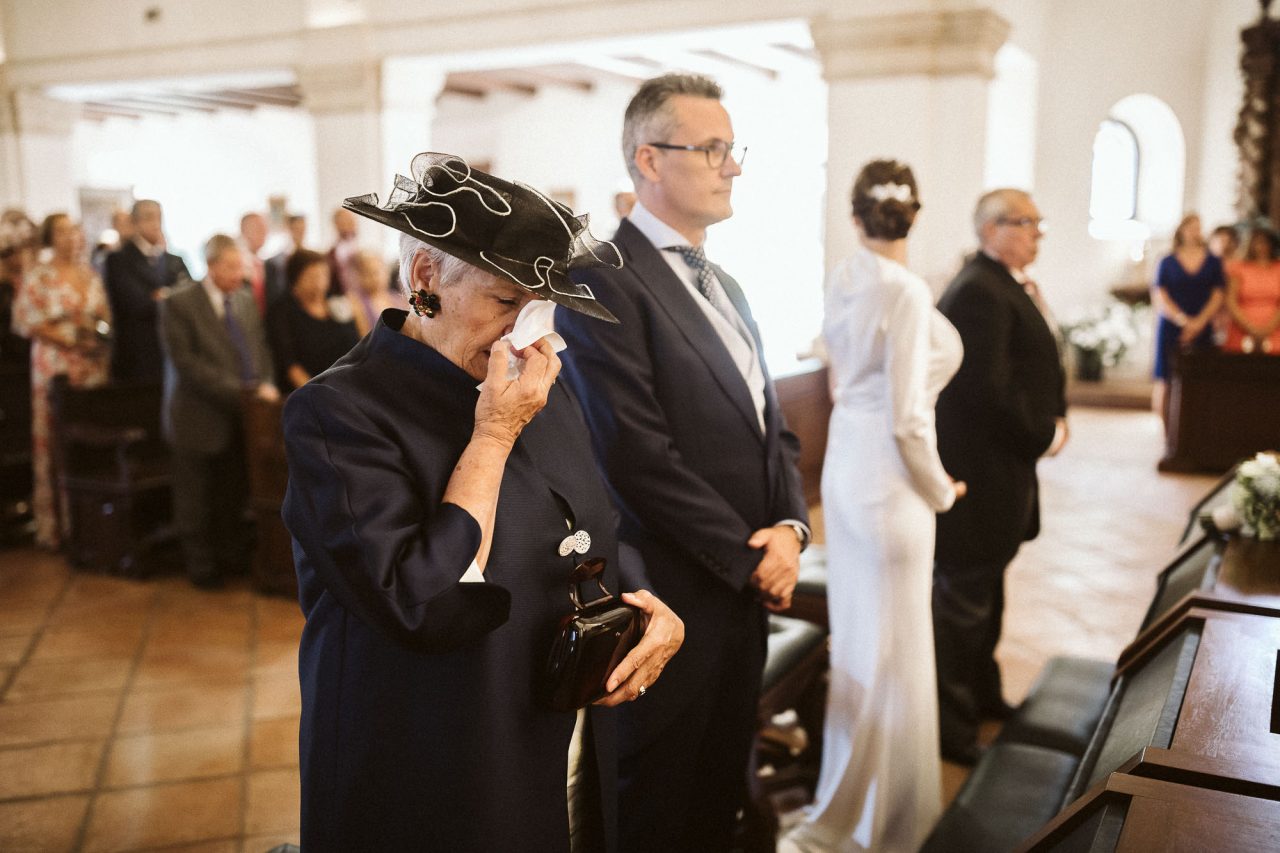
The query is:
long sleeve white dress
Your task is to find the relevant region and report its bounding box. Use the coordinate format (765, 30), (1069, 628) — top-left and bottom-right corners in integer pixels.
(782, 246), (963, 853)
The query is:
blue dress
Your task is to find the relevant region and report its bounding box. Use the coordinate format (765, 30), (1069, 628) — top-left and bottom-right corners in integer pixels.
(1153, 253), (1223, 379)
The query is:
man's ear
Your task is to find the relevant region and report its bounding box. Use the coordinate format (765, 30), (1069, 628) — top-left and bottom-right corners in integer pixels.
(635, 145), (661, 185)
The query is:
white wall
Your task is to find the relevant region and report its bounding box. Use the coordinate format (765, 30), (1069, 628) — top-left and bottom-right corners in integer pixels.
(1030, 0), (1217, 315)
(71, 107), (319, 277)
(432, 63), (828, 372)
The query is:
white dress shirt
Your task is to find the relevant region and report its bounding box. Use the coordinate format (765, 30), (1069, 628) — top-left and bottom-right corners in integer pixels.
(627, 200), (767, 433)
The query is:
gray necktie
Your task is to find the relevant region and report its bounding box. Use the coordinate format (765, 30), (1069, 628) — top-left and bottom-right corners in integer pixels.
(666, 245), (738, 326)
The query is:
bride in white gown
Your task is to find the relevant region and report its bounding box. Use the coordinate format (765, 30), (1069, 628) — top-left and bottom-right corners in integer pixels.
(782, 160), (964, 853)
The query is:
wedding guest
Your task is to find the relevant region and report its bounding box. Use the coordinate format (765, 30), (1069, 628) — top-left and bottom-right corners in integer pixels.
(0, 210), (37, 365)
(1208, 224), (1240, 260)
(326, 207), (359, 297)
(933, 189), (1067, 765)
(239, 212), (273, 317)
(282, 152), (682, 851)
(348, 249), (404, 337)
(265, 212), (307, 306)
(266, 249), (359, 392)
(104, 200), (191, 381)
(1224, 227), (1280, 354)
(11, 214), (111, 548)
(1151, 214), (1224, 422)
(781, 160), (963, 853)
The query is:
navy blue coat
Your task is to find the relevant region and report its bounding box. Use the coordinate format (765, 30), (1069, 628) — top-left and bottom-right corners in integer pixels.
(556, 220), (807, 784)
(283, 310), (620, 852)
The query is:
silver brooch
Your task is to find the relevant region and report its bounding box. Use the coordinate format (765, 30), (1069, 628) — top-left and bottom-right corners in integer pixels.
(557, 530), (592, 557)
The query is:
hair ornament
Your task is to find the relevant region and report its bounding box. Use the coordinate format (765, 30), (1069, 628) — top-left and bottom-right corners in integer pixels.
(867, 182), (914, 204)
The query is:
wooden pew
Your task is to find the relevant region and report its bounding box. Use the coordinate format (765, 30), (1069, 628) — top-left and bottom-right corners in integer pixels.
(241, 390), (296, 598)
(50, 377), (173, 575)
(1161, 351), (1280, 473)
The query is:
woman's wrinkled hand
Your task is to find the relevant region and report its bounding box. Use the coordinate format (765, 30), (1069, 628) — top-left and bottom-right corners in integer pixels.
(595, 590), (684, 707)
(473, 338), (561, 447)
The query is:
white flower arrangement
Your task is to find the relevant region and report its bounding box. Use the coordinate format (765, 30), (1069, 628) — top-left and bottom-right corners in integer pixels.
(1209, 451), (1280, 541)
(1061, 301), (1139, 366)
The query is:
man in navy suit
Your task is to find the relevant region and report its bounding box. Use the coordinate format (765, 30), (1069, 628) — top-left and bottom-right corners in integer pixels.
(104, 199), (190, 381)
(557, 73), (810, 852)
(933, 189), (1068, 764)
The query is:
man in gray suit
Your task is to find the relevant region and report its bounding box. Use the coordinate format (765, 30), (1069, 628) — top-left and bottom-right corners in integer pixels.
(160, 234), (278, 588)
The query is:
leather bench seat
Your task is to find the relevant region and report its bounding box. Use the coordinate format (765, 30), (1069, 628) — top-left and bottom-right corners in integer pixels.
(762, 615), (827, 695)
(997, 656), (1114, 756)
(920, 742), (1080, 853)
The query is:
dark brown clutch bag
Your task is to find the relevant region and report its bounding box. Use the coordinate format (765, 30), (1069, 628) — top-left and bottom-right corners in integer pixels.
(542, 557), (643, 711)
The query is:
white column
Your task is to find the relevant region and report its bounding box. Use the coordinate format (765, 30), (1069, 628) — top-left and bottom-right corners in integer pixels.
(378, 56), (446, 257)
(0, 81), (81, 218)
(298, 56), (384, 249)
(811, 8), (1010, 291)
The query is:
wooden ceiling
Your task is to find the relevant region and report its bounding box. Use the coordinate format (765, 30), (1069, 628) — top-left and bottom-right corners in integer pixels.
(75, 44), (817, 121)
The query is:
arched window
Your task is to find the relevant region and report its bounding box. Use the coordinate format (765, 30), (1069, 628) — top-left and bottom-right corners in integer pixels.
(1089, 119), (1138, 222)
(1088, 94), (1185, 242)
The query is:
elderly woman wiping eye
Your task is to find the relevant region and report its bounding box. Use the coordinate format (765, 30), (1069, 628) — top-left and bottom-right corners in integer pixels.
(282, 152), (683, 853)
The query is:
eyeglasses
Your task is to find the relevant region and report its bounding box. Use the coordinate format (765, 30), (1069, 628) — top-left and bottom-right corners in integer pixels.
(996, 216), (1046, 232)
(647, 140), (747, 169)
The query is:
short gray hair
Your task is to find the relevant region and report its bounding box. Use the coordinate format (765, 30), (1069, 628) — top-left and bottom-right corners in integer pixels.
(204, 233), (239, 265)
(973, 188), (1030, 239)
(397, 232), (472, 296)
(622, 73), (723, 184)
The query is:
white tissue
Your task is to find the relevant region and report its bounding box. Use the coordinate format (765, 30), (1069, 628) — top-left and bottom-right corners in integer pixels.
(498, 300), (565, 381)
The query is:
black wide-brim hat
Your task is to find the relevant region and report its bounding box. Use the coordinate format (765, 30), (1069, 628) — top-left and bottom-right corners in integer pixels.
(344, 152), (621, 323)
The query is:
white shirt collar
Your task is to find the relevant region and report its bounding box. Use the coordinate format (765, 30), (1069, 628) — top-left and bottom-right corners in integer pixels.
(627, 199), (695, 251)
(981, 248), (1028, 283)
(202, 278), (229, 317)
(134, 235), (162, 257)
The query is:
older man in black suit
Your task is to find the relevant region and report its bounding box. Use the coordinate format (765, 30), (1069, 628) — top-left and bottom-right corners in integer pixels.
(557, 73), (809, 852)
(160, 234), (277, 588)
(933, 188), (1068, 764)
(105, 199), (191, 381)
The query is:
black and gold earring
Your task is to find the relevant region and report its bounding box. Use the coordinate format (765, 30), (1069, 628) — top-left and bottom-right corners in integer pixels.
(410, 290), (442, 318)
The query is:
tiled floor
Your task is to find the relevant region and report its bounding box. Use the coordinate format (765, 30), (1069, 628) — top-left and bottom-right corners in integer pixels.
(0, 408), (1217, 851)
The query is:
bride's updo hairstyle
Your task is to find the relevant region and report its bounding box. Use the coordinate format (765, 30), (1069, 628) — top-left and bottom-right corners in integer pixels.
(851, 159), (921, 240)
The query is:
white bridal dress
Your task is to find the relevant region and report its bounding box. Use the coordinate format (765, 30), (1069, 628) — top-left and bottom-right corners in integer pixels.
(783, 246), (962, 853)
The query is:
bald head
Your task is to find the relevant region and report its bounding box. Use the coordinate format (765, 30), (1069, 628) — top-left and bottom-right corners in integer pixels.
(240, 212), (267, 254)
(333, 208), (358, 241)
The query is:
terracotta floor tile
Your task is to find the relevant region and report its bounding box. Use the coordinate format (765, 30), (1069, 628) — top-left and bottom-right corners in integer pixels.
(3, 656), (132, 701)
(251, 674), (300, 721)
(0, 633), (33, 666)
(28, 623), (146, 663)
(83, 776), (242, 853)
(251, 642), (298, 679)
(245, 767), (300, 835)
(117, 682), (249, 735)
(0, 691), (120, 748)
(254, 599), (304, 646)
(0, 607), (52, 637)
(0, 793), (88, 852)
(143, 842), (239, 853)
(104, 725), (244, 788)
(147, 620), (253, 651)
(0, 739), (105, 799)
(240, 833), (300, 853)
(132, 645), (251, 691)
(249, 716), (299, 770)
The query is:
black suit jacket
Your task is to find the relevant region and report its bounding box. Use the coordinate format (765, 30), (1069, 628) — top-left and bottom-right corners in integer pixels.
(105, 241), (190, 380)
(934, 252), (1066, 567)
(557, 219), (808, 744)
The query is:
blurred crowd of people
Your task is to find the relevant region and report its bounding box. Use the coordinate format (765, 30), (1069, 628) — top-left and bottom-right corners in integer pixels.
(0, 200), (403, 571)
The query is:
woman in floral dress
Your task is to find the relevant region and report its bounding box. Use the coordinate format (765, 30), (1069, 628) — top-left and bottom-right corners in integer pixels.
(12, 213), (112, 548)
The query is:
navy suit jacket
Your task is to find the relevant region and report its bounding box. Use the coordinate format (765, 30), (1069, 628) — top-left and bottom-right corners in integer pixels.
(105, 240), (190, 380)
(934, 252), (1066, 567)
(556, 219), (808, 745)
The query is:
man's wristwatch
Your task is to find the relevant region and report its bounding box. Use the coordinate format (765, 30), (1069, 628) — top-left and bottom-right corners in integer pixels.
(778, 521), (810, 552)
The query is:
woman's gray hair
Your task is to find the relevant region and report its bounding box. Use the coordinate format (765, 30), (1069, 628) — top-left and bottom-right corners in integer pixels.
(622, 73), (723, 184)
(397, 232), (471, 295)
